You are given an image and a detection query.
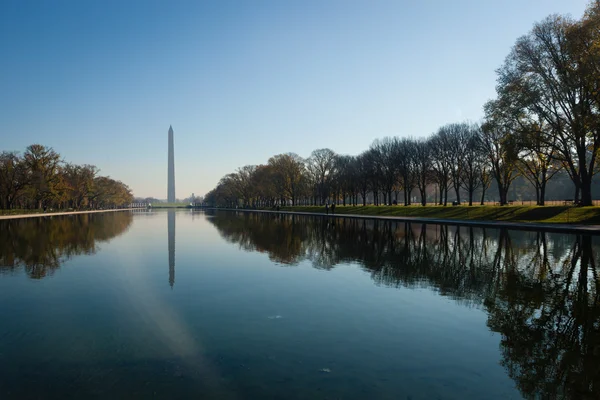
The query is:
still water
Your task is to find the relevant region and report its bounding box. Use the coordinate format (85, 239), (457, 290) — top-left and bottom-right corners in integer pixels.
(0, 209), (598, 399)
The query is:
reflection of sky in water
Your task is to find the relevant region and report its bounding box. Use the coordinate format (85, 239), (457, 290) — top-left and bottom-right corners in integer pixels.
(2, 210), (596, 399)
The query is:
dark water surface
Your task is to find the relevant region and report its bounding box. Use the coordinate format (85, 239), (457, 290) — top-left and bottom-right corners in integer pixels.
(0, 210), (598, 399)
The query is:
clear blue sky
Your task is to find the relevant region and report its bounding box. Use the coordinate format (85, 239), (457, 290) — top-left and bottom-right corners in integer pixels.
(1, 0), (589, 199)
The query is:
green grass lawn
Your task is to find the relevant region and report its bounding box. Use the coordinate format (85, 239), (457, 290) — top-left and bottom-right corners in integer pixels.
(0, 209), (54, 216)
(279, 205), (600, 224)
(0, 208), (87, 216)
(0, 207), (136, 216)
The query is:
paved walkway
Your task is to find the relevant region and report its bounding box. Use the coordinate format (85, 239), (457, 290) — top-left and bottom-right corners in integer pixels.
(208, 208), (600, 234)
(0, 208), (143, 220)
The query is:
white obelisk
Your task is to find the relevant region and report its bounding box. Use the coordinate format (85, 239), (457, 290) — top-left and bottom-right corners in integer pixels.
(167, 125), (175, 203)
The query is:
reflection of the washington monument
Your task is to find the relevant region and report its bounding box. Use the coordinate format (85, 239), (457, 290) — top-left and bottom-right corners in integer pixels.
(168, 210), (175, 288)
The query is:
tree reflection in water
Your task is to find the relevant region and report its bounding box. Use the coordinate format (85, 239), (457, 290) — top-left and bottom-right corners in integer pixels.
(0, 212), (133, 279)
(207, 211), (600, 399)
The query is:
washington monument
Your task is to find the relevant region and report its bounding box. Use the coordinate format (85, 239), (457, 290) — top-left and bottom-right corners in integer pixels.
(167, 125), (175, 202)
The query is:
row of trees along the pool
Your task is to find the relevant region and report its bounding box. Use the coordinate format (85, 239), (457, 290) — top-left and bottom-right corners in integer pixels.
(205, 2), (600, 207)
(0, 144), (134, 210)
(207, 211), (600, 399)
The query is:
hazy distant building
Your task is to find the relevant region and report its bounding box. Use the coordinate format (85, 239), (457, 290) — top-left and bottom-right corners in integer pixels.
(167, 125), (175, 203)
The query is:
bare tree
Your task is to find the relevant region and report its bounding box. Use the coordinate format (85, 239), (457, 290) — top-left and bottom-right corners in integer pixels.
(356, 151), (372, 206)
(497, 13), (600, 205)
(307, 148), (336, 205)
(252, 164), (277, 207)
(230, 166), (257, 207)
(413, 139), (431, 206)
(371, 138), (399, 205)
(459, 124), (485, 206)
(515, 122), (562, 205)
(268, 153), (306, 206)
(396, 138), (417, 205)
(439, 123), (469, 203)
(430, 132), (452, 205)
(482, 100), (521, 205)
(334, 155), (358, 206)
(365, 148), (384, 205)
(479, 166), (493, 205)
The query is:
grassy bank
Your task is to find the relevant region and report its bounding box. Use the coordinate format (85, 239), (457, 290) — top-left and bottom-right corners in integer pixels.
(0, 209), (76, 216)
(279, 205), (600, 224)
(0, 207), (145, 217)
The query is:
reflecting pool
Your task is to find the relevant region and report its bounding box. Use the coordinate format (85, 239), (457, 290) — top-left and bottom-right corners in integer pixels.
(0, 209), (598, 399)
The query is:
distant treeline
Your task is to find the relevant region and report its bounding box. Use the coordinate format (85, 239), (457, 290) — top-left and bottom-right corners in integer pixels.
(0, 144), (134, 210)
(205, 2), (600, 207)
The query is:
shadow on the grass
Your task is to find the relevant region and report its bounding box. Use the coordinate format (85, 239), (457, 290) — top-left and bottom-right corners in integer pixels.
(515, 207), (566, 221)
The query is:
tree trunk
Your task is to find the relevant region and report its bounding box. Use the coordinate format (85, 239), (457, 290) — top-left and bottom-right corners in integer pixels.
(496, 179), (506, 205)
(499, 186), (508, 206)
(539, 181), (546, 206)
(454, 183), (460, 204)
(581, 180), (592, 206)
